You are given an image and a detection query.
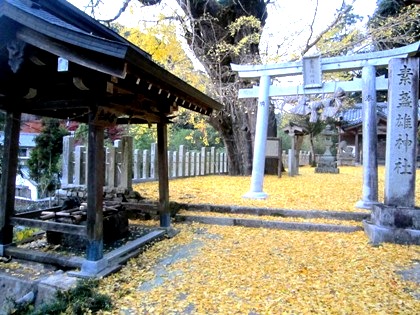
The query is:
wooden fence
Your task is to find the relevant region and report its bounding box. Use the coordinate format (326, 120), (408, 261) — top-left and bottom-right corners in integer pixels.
(60, 135), (311, 189)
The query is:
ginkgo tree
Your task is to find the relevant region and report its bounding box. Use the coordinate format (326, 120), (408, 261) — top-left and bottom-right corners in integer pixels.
(119, 18), (222, 151)
(81, 0), (271, 175)
(121, 16), (208, 90)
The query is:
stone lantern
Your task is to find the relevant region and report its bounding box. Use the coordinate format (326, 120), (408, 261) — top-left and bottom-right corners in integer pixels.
(315, 124), (339, 173)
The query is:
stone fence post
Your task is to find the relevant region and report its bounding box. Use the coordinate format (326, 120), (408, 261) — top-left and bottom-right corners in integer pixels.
(61, 135), (74, 186)
(63, 137), (229, 188)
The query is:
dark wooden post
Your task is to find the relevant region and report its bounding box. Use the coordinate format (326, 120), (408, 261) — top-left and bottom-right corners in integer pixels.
(157, 123), (170, 227)
(354, 131), (360, 164)
(0, 111), (21, 249)
(86, 117), (105, 261)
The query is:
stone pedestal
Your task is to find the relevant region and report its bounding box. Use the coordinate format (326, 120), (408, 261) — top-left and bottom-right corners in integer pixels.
(315, 158), (339, 173)
(363, 204), (420, 244)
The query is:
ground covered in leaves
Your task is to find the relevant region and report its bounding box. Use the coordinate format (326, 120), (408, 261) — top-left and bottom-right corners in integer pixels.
(96, 166), (420, 314)
(99, 223), (419, 314)
(134, 166), (393, 212)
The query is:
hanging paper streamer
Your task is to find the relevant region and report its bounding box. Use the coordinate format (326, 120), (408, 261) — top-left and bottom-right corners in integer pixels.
(291, 87), (346, 122)
(290, 97), (310, 115)
(321, 98), (337, 119)
(309, 101), (322, 122)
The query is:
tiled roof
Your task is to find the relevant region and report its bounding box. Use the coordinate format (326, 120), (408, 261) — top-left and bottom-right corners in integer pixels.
(339, 102), (420, 130)
(7, 0), (88, 35)
(339, 103), (387, 129)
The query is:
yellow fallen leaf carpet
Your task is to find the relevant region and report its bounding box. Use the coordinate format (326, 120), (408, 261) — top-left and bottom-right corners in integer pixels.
(95, 165), (420, 314)
(99, 222), (419, 314)
(133, 166), (393, 212)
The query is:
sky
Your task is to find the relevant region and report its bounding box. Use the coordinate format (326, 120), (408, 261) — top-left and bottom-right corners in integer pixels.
(261, 0), (377, 59)
(68, 0), (377, 28)
(67, 0), (378, 62)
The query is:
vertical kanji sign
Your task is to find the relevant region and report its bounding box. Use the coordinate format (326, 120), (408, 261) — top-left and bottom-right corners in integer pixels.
(385, 58), (419, 207)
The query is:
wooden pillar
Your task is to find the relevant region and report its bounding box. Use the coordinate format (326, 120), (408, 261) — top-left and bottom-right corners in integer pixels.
(157, 123), (170, 228)
(0, 111), (21, 250)
(86, 119), (105, 261)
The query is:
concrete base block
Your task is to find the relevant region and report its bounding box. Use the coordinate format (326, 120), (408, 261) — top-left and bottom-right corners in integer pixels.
(0, 244), (12, 256)
(242, 191), (268, 200)
(0, 273), (36, 314)
(69, 258), (109, 278)
(355, 200), (380, 210)
(160, 227), (180, 238)
(371, 204), (420, 229)
(363, 203), (420, 245)
(36, 271), (78, 306)
(363, 220), (420, 245)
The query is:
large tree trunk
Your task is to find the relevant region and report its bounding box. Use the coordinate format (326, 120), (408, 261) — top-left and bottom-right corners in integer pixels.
(176, 0), (272, 175)
(309, 133), (317, 167)
(209, 95), (256, 175)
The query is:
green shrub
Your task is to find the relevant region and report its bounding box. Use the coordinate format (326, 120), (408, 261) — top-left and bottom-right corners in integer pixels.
(18, 279), (112, 315)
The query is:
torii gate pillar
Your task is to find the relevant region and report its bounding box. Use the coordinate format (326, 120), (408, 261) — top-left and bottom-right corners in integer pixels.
(356, 65), (379, 209)
(243, 75), (271, 199)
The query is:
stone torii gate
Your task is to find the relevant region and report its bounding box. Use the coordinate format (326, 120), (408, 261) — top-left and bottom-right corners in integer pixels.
(231, 41), (420, 204)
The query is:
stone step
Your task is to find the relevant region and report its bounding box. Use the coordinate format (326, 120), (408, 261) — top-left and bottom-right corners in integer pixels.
(176, 203), (370, 221)
(175, 211), (364, 233)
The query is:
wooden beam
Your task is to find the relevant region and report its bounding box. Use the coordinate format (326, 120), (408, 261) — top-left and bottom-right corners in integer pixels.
(0, 110), (21, 246)
(86, 111), (105, 261)
(10, 217), (86, 236)
(116, 117), (163, 125)
(157, 123), (170, 228)
(5, 246), (84, 268)
(21, 99), (90, 111)
(13, 207), (61, 219)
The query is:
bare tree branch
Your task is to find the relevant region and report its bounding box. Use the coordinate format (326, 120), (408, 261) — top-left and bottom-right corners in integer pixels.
(300, 0), (352, 57)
